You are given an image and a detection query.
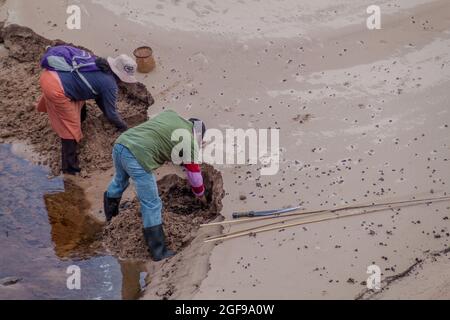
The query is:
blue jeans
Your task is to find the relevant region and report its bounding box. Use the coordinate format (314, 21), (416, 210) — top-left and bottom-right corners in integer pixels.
(106, 144), (162, 228)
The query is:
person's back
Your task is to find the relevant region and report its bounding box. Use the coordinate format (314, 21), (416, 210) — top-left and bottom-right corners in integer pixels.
(116, 109), (196, 171)
(57, 70), (117, 101)
(57, 69), (127, 131)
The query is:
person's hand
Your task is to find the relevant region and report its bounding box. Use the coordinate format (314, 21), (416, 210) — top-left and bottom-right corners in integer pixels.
(196, 195), (207, 207)
(117, 125), (128, 133)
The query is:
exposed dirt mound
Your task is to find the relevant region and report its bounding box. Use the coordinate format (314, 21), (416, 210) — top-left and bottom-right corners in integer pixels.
(0, 24), (154, 174)
(103, 164), (224, 259)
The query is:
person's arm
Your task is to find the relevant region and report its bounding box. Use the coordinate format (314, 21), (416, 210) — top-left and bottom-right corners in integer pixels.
(95, 87), (128, 132)
(183, 163), (205, 197)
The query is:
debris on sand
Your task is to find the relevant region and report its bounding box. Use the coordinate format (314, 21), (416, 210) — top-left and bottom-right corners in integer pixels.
(0, 24), (154, 175)
(0, 276), (22, 287)
(103, 164), (224, 259)
(292, 113), (312, 124)
(356, 247), (450, 300)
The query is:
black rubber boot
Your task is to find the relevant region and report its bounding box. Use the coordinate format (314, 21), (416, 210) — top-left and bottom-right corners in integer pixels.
(61, 138), (81, 175)
(143, 225), (175, 261)
(103, 192), (121, 222)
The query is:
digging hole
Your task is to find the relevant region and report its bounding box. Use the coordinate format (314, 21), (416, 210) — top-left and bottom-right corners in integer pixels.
(103, 164), (224, 259)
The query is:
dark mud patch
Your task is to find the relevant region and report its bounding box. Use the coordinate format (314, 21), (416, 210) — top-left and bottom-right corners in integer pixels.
(0, 24), (154, 175)
(103, 164), (224, 259)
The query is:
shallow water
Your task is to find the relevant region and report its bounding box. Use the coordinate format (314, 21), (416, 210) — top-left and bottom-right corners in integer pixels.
(0, 144), (146, 300)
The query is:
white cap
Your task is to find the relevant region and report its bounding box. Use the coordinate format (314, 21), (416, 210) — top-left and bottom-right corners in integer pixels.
(107, 54), (138, 83)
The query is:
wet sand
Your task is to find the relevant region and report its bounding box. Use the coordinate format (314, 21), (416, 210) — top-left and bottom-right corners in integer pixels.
(1, 0), (449, 299)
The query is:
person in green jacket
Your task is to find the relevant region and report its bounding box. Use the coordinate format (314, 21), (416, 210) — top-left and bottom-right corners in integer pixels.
(104, 110), (207, 261)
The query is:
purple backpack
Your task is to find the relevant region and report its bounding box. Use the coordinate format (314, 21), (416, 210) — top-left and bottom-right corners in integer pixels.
(41, 45), (100, 94)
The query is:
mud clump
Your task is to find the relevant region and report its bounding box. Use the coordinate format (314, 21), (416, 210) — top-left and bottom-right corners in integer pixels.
(103, 164), (224, 259)
(0, 24), (154, 174)
(1, 24), (51, 62)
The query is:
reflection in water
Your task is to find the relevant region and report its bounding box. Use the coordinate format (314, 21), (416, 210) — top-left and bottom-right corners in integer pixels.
(119, 260), (148, 300)
(44, 180), (103, 259)
(0, 144), (147, 299)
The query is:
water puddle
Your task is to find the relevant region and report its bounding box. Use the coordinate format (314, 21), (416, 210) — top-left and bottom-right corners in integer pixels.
(0, 144), (147, 300)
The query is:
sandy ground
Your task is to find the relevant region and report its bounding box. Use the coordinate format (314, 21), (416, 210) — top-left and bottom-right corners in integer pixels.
(1, 0), (449, 299)
(357, 248), (450, 299)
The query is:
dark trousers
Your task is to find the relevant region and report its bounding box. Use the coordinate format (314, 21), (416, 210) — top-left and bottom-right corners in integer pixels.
(60, 104), (86, 174)
(81, 103), (87, 123)
(61, 139), (80, 174)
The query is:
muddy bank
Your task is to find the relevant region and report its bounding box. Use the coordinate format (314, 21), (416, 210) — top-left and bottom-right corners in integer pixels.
(0, 24), (154, 175)
(103, 164), (224, 260)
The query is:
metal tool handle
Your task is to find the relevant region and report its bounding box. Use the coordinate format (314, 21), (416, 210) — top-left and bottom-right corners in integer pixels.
(232, 211), (255, 219)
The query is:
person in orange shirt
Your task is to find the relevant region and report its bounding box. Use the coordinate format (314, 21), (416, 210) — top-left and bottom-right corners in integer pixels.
(37, 53), (137, 174)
